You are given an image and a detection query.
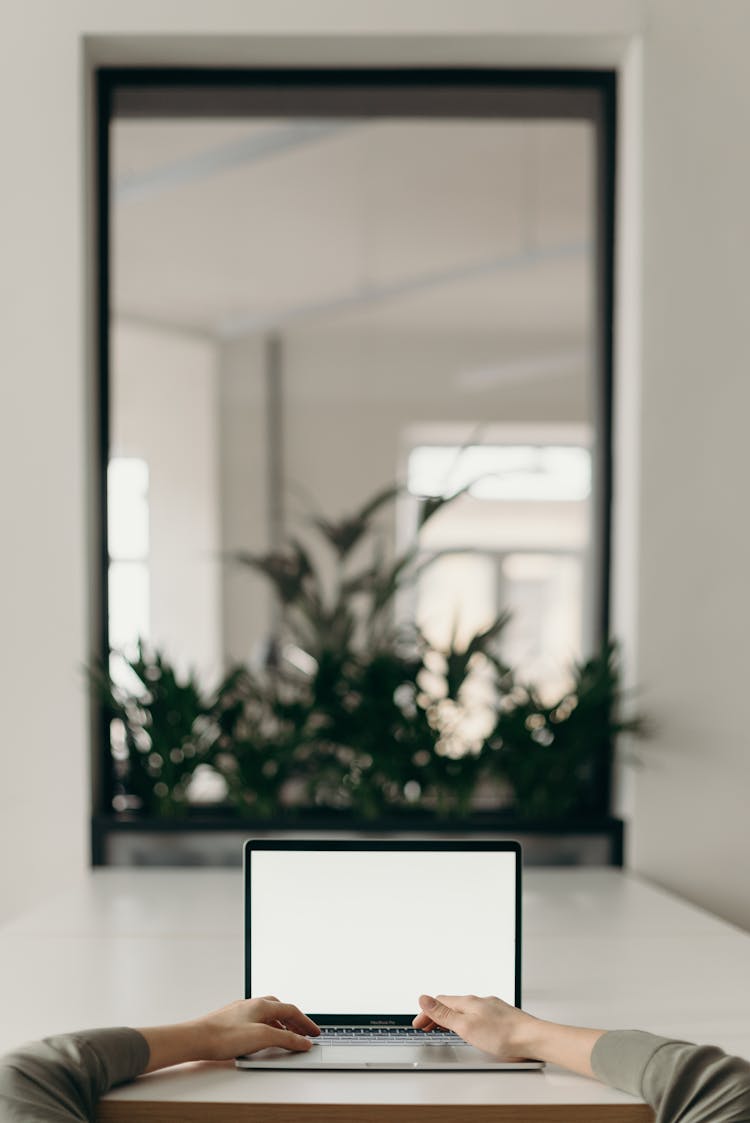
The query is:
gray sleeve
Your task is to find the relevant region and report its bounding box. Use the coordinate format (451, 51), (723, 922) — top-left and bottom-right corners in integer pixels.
(0, 1028), (150, 1122)
(592, 1029), (750, 1123)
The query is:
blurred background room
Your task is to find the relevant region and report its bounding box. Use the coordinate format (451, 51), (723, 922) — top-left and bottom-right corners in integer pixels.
(1, 0), (749, 933)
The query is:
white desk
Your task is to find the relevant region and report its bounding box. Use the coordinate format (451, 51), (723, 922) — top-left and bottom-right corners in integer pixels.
(1, 868), (748, 1121)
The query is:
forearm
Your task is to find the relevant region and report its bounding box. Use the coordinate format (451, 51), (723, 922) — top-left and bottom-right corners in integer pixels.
(0, 999), (316, 1120)
(592, 1032), (750, 1123)
(416, 993), (750, 1122)
(514, 1015), (605, 1077)
(136, 1021), (205, 1073)
(0, 1029), (149, 1123)
(511, 1019), (750, 1122)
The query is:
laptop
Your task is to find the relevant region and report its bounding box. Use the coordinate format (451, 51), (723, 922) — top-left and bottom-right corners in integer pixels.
(237, 839), (543, 1070)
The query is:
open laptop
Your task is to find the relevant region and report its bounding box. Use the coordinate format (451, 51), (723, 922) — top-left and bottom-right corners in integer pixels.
(237, 839), (543, 1070)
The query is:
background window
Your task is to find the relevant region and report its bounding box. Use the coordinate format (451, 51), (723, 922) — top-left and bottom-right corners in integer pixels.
(96, 72), (615, 839)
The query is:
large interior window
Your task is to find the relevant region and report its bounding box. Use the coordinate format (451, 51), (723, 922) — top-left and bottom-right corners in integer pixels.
(95, 70), (616, 852)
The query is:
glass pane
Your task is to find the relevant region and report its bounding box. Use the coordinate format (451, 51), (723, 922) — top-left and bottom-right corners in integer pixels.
(108, 457), (149, 560)
(500, 552), (584, 698)
(108, 561), (149, 652)
(108, 99), (603, 819)
(111, 114), (597, 677)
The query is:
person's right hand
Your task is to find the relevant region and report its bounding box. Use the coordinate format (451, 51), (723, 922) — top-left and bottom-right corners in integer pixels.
(412, 993), (536, 1059)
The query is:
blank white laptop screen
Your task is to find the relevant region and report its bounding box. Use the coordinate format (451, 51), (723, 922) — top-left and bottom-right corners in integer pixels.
(248, 848), (518, 1015)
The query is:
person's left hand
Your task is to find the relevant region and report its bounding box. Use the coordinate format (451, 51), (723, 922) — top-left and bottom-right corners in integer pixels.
(140, 997), (320, 1071)
(192, 996), (320, 1059)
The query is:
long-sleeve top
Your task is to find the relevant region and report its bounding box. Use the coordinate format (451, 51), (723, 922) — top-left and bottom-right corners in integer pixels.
(0, 1027), (749, 1122)
(0, 1029), (148, 1122)
(591, 1030), (750, 1121)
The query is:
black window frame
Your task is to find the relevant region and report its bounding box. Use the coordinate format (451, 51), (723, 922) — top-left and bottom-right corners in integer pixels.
(93, 67), (616, 859)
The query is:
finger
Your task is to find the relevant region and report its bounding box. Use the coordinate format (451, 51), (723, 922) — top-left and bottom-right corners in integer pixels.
(418, 995), (464, 1034)
(255, 1026), (312, 1053)
(412, 1012), (437, 1031)
(263, 1002), (320, 1036)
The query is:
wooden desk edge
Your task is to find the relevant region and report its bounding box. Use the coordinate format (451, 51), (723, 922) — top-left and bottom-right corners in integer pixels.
(97, 1102), (654, 1122)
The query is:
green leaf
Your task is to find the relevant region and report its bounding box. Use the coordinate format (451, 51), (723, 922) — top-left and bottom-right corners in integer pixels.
(231, 541), (314, 606)
(465, 612), (512, 659)
(312, 484), (402, 559)
(417, 481), (475, 529)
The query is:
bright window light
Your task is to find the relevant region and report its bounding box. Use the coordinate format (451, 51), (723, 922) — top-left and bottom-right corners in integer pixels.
(108, 457), (150, 652)
(407, 444), (591, 502)
(109, 561), (150, 650)
(108, 458), (150, 559)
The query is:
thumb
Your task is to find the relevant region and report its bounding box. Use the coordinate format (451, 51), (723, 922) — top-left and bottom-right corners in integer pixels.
(419, 994), (460, 1031)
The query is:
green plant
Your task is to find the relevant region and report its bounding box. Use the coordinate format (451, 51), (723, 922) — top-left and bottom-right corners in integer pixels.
(93, 642), (216, 817)
(483, 643), (644, 820)
(96, 484), (644, 822)
(226, 485), (512, 818)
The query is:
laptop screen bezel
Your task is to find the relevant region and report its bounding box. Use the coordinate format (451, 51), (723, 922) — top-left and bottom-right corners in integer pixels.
(244, 838), (522, 1026)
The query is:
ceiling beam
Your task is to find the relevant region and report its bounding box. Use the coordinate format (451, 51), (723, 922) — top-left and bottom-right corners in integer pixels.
(114, 120), (357, 205)
(215, 240), (588, 339)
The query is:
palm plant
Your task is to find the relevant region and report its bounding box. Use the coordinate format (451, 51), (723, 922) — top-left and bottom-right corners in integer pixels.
(228, 483), (507, 817)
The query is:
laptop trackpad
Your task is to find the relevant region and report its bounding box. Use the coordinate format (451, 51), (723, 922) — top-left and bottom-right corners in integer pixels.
(322, 1046), (458, 1065)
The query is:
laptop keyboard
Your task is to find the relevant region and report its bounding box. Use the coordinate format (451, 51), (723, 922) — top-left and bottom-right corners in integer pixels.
(315, 1027), (462, 1046)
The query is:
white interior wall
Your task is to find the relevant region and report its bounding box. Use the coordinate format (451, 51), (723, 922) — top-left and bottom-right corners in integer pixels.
(0, 11), (88, 925)
(111, 321), (221, 684)
(218, 336), (271, 665)
(629, 0), (750, 930)
(3, 0), (750, 930)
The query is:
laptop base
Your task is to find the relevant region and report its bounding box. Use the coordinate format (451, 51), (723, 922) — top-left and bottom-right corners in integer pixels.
(236, 1043), (544, 1070)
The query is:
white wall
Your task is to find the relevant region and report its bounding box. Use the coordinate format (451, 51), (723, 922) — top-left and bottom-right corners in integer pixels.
(0, 10), (89, 924)
(3, 0), (750, 930)
(112, 321), (221, 684)
(218, 336), (272, 665)
(629, 0), (750, 930)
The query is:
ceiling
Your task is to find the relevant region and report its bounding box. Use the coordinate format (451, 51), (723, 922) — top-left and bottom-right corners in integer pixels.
(112, 116), (594, 343)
